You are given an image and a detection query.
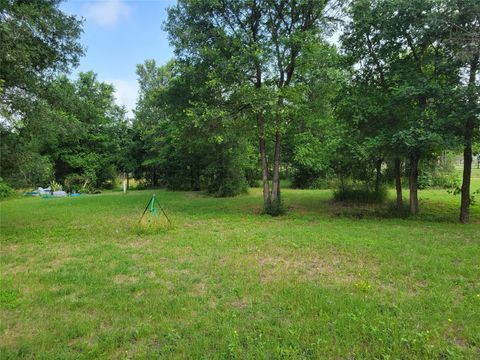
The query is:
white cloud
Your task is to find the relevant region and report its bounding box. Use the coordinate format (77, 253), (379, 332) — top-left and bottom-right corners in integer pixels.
(108, 79), (138, 117)
(84, 0), (131, 27)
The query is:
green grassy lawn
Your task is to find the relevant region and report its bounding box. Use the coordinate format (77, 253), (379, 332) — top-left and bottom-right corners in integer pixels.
(470, 167), (480, 180)
(1, 185), (479, 359)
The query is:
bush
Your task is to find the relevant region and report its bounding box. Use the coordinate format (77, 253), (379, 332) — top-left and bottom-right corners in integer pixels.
(291, 168), (321, 189)
(203, 163), (248, 197)
(202, 142), (249, 197)
(333, 186), (387, 204)
(50, 181), (63, 191)
(101, 181), (115, 190)
(131, 179), (151, 190)
(64, 174), (88, 193)
(291, 168), (339, 190)
(0, 178), (14, 199)
(263, 196), (284, 216)
(6, 153), (54, 188)
(418, 153), (459, 189)
(96, 164), (117, 189)
(245, 170), (260, 187)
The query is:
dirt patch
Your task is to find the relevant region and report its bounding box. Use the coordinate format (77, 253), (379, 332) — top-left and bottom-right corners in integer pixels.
(146, 271), (156, 279)
(208, 299), (218, 308)
(163, 268), (190, 276)
(258, 255), (354, 284)
(1, 244), (19, 253)
(44, 256), (73, 272)
(2, 259), (35, 275)
(3, 252), (74, 275)
(249, 248), (377, 286)
(444, 323), (472, 351)
(113, 274), (137, 285)
(134, 290), (145, 298)
(184, 220), (208, 228)
(231, 297), (249, 310)
(191, 281), (206, 297)
(120, 239), (152, 249)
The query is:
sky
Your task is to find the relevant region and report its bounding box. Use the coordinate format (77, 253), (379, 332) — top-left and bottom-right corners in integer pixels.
(60, 0), (177, 116)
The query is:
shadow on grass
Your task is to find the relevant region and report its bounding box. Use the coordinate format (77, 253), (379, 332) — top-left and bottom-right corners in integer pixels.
(132, 222), (175, 236)
(3, 187), (477, 226)
(282, 190), (479, 224)
(147, 187), (479, 224)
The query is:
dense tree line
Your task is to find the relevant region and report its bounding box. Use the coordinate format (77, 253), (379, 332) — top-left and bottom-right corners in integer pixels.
(1, 0), (478, 222)
(1, 0), (127, 192)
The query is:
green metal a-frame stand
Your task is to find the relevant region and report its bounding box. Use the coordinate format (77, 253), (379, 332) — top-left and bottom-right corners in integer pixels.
(139, 194), (171, 224)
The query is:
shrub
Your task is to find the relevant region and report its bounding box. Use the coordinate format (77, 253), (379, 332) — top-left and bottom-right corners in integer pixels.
(333, 186), (387, 204)
(202, 142), (249, 197)
(291, 168), (321, 189)
(203, 164), (248, 197)
(0, 178), (14, 199)
(64, 174), (88, 193)
(50, 181), (63, 191)
(263, 196), (284, 216)
(101, 181), (115, 190)
(131, 179), (151, 190)
(418, 153), (459, 189)
(245, 171), (260, 188)
(96, 164), (117, 189)
(6, 153), (54, 188)
(291, 168), (339, 189)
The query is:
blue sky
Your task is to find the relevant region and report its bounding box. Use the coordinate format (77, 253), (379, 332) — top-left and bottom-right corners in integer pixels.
(60, 0), (177, 115)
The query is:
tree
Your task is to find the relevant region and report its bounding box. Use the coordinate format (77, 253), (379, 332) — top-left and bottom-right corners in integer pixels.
(341, 0), (461, 215)
(133, 60), (173, 187)
(133, 59), (255, 195)
(282, 42), (345, 189)
(44, 72), (126, 190)
(112, 120), (138, 190)
(341, 0), (404, 209)
(441, 0), (480, 223)
(0, 0), (83, 187)
(166, 0), (331, 214)
(0, 0), (83, 119)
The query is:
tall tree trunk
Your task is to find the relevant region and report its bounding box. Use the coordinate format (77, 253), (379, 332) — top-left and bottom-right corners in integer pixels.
(270, 131), (282, 214)
(194, 169), (200, 191)
(253, 51), (271, 211)
(460, 135), (473, 223)
(152, 172), (158, 188)
(189, 166), (200, 191)
(409, 154), (419, 215)
(394, 158), (403, 210)
(374, 158), (382, 194)
(459, 54), (478, 223)
(257, 113), (270, 210)
(190, 167), (194, 190)
(269, 94), (285, 215)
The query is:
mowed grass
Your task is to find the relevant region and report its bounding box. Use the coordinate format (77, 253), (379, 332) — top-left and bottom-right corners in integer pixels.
(1, 183), (479, 359)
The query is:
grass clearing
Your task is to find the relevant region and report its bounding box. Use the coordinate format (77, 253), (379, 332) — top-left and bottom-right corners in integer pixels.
(1, 186), (479, 358)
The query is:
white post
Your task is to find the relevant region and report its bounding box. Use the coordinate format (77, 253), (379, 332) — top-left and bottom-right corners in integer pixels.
(123, 172), (127, 193)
